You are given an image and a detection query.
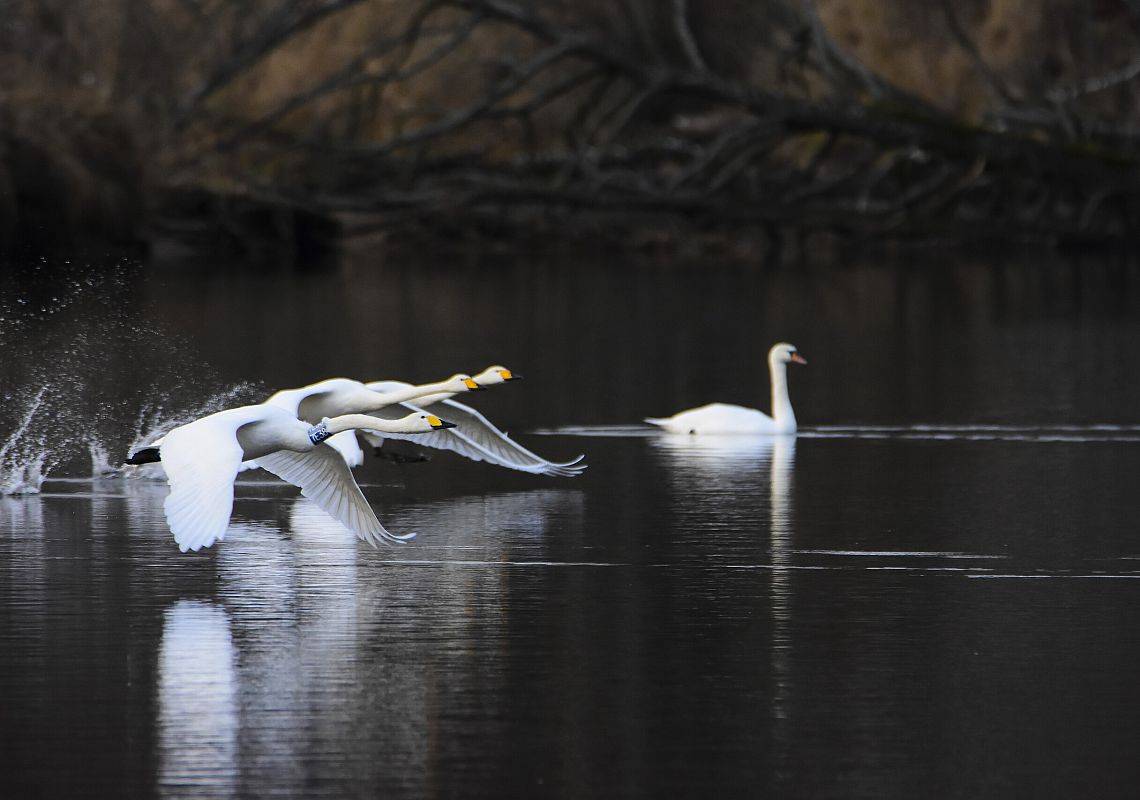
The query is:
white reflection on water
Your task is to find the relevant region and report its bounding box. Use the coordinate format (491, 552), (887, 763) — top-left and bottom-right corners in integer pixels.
(768, 436), (796, 777)
(215, 520), (305, 794)
(157, 600), (238, 799)
(648, 434), (784, 544)
(194, 490), (584, 792)
(649, 433), (798, 753)
(1, 495), (44, 534)
(392, 489), (585, 548)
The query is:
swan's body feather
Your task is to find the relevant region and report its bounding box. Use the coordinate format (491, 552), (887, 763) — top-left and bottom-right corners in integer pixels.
(238, 379), (361, 472)
(645, 403), (782, 435)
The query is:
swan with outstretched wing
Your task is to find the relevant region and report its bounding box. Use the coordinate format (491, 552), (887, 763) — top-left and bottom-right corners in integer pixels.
(361, 366), (586, 477)
(125, 405), (456, 551)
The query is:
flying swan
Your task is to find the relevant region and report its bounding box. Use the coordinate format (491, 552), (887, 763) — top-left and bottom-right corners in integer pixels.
(255, 372), (482, 469)
(257, 366), (585, 477)
(124, 405), (456, 552)
(645, 343), (807, 434)
(361, 365), (586, 477)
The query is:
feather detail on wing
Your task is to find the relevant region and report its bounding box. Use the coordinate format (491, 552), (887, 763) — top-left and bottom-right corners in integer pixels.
(256, 444), (412, 546)
(361, 399), (586, 477)
(160, 419), (244, 553)
(324, 430), (364, 468)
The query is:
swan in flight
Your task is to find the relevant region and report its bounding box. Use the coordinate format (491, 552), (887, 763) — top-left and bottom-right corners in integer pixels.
(124, 405), (456, 552)
(361, 365), (587, 477)
(645, 343), (807, 434)
(252, 373), (481, 469)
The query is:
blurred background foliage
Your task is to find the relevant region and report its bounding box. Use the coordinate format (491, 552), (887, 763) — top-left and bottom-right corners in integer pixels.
(3, 0), (1140, 253)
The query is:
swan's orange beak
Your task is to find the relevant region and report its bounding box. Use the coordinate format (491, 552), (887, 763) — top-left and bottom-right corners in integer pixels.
(791, 353), (807, 365)
(463, 378), (482, 390)
(499, 369), (521, 381)
(428, 415), (457, 429)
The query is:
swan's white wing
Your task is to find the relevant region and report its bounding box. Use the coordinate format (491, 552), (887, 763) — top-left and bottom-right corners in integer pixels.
(361, 400), (585, 477)
(324, 430), (364, 468)
(256, 444), (411, 546)
(160, 419), (244, 553)
(435, 398), (585, 473)
(264, 385), (332, 416)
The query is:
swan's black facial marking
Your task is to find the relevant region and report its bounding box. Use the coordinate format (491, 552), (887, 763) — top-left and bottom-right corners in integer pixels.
(308, 421), (331, 444)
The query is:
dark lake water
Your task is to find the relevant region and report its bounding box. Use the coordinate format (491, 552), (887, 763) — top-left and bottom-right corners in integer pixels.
(2, 247), (1139, 798)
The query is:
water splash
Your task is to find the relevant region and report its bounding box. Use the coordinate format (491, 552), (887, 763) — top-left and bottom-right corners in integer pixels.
(100, 382), (260, 480)
(0, 388), (57, 495)
(2, 257), (262, 486)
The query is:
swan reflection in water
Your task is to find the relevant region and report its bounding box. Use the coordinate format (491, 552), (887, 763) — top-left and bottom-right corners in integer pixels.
(191, 489), (582, 791)
(649, 433), (795, 536)
(648, 433), (797, 734)
(157, 600), (238, 799)
(648, 431), (796, 566)
(390, 489), (586, 550)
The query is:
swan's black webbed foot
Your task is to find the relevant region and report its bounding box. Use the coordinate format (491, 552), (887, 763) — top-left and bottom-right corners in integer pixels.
(372, 447), (431, 464)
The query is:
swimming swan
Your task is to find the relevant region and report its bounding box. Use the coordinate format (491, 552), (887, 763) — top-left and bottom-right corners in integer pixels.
(252, 373), (482, 469)
(361, 365), (587, 477)
(644, 343), (807, 434)
(125, 405), (456, 552)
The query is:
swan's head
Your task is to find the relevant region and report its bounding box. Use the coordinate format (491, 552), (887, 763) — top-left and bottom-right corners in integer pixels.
(769, 342), (807, 366)
(472, 365), (522, 386)
(444, 373), (483, 392)
(396, 412), (458, 433)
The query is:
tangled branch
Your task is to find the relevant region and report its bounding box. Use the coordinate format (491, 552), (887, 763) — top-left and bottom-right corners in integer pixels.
(171, 0), (1140, 245)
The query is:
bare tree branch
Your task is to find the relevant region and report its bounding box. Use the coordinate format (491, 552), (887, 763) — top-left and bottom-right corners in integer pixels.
(671, 0), (710, 75)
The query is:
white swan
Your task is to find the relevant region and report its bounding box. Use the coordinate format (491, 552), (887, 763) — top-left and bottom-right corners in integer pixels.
(361, 365), (587, 477)
(644, 343), (807, 434)
(125, 405), (456, 552)
(252, 373), (481, 469)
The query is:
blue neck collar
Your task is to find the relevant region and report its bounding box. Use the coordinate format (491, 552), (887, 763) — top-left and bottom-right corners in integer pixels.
(307, 421), (331, 444)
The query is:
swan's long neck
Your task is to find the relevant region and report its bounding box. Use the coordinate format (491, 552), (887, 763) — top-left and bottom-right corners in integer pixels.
(769, 358), (796, 433)
(362, 380), (453, 411)
(317, 413), (412, 439)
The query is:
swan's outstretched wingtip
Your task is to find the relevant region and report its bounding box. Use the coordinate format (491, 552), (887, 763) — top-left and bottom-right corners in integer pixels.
(380, 529), (416, 544)
(644, 417), (668, 427)
(543, 460), (587, 477)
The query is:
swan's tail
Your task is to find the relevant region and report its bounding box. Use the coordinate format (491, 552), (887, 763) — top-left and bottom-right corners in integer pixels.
(124, 446), (161, 465)
(643, 417), (669, 428)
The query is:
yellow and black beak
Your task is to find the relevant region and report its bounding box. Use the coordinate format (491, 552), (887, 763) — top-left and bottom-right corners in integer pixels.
(790, 352), (808, 365)
(428, 415), (458, 430)
(463, 377), (484, 391)
(499, 369), (522, 381)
